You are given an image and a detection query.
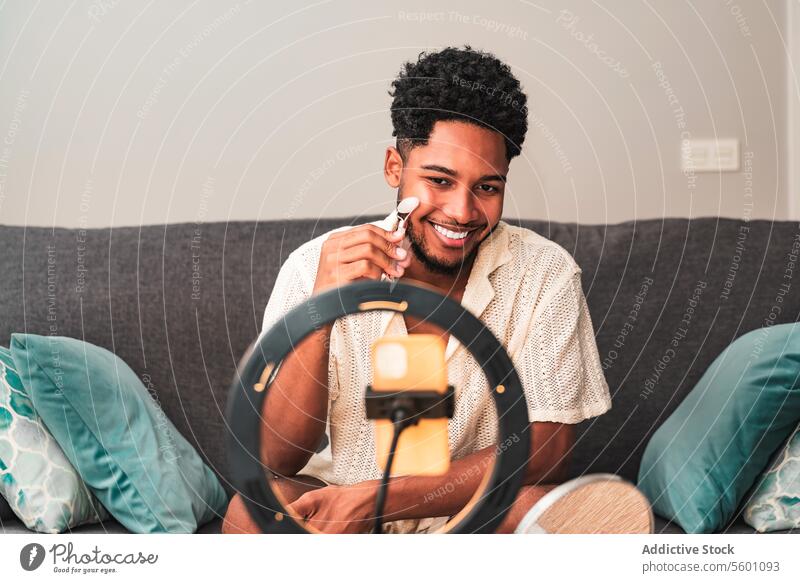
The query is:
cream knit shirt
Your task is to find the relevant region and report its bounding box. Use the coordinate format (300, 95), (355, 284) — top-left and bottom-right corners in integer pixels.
(260, 211), (612, 494)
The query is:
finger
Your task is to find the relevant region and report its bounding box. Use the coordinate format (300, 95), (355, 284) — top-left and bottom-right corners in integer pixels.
(337, 243), (405, 275)
(344, 259), (385, 281)
(286, 503), (305, 523)
(339, 236), (408, 262)
(341, 224), (405, 251)
(388, 227), (405, 242)
(287, 494), (312, 520)
(397, 251), (413, 268)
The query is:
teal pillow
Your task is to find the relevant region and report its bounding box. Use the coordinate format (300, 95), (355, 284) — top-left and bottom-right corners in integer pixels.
(0, 346), (107, 532)
(11, 334), (228, 533)
(743, 423), (800, 532)
(637, 323), (800, 533)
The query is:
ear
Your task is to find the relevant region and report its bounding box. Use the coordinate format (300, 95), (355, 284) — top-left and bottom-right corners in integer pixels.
(383, 146), (403, 188)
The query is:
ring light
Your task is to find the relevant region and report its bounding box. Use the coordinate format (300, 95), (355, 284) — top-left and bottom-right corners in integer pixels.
(226, 280), (531, 533)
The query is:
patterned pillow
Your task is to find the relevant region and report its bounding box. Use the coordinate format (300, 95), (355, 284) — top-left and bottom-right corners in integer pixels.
(744, 424), (800, 532)
(0, 346), (107, 532)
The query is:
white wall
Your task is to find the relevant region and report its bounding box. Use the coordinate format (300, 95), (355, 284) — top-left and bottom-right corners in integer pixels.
(790, 0), (800, 220)
(0, 0), (792, 227)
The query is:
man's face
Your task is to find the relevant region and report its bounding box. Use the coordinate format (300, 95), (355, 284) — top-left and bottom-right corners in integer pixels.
(389, 120), (509, 277)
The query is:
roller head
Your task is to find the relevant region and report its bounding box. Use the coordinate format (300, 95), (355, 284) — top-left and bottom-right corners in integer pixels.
(397, 196), (420, 216)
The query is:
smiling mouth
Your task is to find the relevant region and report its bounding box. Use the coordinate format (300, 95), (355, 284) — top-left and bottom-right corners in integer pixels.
(426, 220), (481, 248)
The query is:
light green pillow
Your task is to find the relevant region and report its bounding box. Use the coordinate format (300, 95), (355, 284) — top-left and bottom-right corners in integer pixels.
(637, 323), (800, 533)
(743, 423), (800, 532)
(11, 334), (228, 533)
(0, 346), (107, 532)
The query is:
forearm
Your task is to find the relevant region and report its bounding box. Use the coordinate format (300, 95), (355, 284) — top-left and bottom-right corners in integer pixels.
(381, 447), (493, 521)
(380, 422), (573, 522)
(260, 322), (333, 475)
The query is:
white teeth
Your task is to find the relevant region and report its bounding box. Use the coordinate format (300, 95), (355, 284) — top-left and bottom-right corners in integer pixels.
(433, 223), (470, 240)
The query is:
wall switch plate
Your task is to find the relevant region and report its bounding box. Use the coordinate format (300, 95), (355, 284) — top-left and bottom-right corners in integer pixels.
(681, 139), (740, 172)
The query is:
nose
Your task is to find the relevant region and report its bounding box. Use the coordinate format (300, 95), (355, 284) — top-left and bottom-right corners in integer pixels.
(439, 183), (478, 225)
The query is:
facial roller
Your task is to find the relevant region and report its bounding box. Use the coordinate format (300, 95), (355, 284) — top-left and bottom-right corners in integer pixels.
(385, 197), (419, 289)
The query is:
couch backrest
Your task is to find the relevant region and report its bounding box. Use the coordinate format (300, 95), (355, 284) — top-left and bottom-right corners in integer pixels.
(2, 217), (799, 487)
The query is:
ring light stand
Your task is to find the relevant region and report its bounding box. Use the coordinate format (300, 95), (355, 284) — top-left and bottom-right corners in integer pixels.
(226, 280), (531, 533)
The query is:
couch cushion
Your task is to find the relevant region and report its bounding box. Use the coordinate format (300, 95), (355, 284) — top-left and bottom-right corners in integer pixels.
(1, 218), (800, 489)
(0, 494), (12, 521)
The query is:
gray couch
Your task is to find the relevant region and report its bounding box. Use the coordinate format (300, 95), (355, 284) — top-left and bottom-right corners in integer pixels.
(1, 216), (799, 534)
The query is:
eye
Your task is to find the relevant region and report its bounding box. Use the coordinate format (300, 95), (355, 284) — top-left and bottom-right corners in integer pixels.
(426, 176), (451, 187)
(477, 184), (500, 193)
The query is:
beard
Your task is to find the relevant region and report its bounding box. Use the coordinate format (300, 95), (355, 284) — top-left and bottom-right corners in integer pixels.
(404, 215), (480, 277)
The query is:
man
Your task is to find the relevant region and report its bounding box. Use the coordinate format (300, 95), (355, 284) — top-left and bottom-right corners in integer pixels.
(223, 46), (612, 534)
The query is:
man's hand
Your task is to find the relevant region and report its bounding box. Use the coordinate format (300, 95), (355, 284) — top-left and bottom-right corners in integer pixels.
(288, 482), (379, 533)
(313, 224), (412, 294)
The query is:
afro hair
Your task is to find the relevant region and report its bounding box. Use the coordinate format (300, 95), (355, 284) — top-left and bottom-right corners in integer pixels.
(389, 46), (528, 161)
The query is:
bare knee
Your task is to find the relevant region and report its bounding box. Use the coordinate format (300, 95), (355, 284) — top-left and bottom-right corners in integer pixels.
(222, 493), (262, 534)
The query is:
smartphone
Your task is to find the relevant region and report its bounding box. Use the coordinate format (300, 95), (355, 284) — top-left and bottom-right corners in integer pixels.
(371, 334), (451, 476)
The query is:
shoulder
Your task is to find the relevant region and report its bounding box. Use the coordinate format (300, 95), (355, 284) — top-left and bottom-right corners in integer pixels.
(498, 221), (581, 285)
